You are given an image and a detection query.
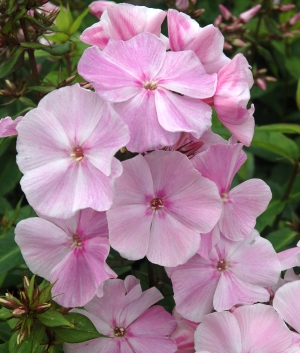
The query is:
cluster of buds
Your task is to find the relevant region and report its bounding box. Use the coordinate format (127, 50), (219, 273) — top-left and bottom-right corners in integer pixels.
(0, 275), (52, 345)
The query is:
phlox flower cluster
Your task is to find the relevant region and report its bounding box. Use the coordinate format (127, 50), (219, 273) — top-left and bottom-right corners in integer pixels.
(1, 2), (299, 353)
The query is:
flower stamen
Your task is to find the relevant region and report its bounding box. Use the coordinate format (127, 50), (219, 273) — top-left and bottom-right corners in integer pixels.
(217, 259), (228, 271)
(151, 198), (164, 210)
(70, 146), (84, 162)
(144, 81), (157, 90)
(114, 327), (126, 337)
(71, 234), (82, 248)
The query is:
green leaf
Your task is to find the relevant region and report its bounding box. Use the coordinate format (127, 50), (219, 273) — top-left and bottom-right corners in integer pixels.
(20, 42), (70, 56)
(37, 310), (73, 328)
(31, 324), (46, 353)
(297, 79), (300, 111)
(0, 48), (25, 79)
(53, 313), (104, 343)
(38, 282), (54, 303)
(256, 200), (287, 232)
(28, 86), (55, 94)
(56, 4), (72, 32)
(249, 130), (299, 163)
(69, 7), (89, 34)
(0, 307), (12, 321)
(0, 229), (24, 275)
(0, 342), (9, 353)
(0, 154), (21, 196)
(0, 198), (12, 214)
(27, 275), (36, 303)
(267, 228), (299, 252)
(256, 124), (300, 134)
(18, 97), (36, 108)
(0, 321), (12, 341)
(9, 331), (33, 353)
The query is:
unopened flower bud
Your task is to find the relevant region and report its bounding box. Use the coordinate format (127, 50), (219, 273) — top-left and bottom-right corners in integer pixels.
(232, 38), (247, 47)
(0, 297), (19, 310)
(193, 8), (205, 17)
(278, 4), (295, 12)
(289, 12), (300, 26)
(12, 306), (29, 318)
(239, 5), (261, 23)
(5, 80), (16, 90)
(89, 1), (116, 19)
(36, 302), (51, 314)
(224, 42), (233, 50)
(219, 4), (233, 21)
(257, 68), (267, 75)
(23, 276), (30, 290)
(17, 328), (28, 345)
(214, 14), (222, 27)
(265, 76), (277, 82)
(225, 23), (243, 31)
(256, 78), (267, 90)
(65, 75), (77, 85)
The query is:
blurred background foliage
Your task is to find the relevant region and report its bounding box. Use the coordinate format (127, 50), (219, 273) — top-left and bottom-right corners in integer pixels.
(0, 0), (300, 351)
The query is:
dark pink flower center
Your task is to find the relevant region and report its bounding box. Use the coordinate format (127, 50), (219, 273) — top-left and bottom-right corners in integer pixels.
(114, 327), (126, 337)
(150, 197), (164, 210)
(144, 81), (157, 90)
(217, 259), (228, 272)
(71, 146), (84, 162)
(72, 234), (82, 248)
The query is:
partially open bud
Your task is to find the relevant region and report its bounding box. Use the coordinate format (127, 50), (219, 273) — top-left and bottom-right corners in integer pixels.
(289, 12), (300, 26)
(0, 297), (19, 310)
(278, 4), (296, 12)
(12, 306), (29, 318)
(219, 4), (233, 21)
(36, 302), (52, 314)
(239, 5), (261, 23)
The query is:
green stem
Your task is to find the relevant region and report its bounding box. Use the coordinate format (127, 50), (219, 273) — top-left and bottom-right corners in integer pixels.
(19, 18), (40, 89)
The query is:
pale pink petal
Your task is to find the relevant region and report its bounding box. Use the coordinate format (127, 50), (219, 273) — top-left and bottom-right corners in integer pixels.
(124, 275), (140, 293)
(156, 89), (212, 138)
(80, 20), (111, 48)
(102, 33), (166, 82)
(168, 9), (200, 51)
(156, 51), (217, 98)
(127, 306), (177, 353)
(78, 46), (141, 102)
(119, 287), (163, 326)
(273, 281), (300, 333)
(147, 210), (200, 266)
(51, 235), (114, 307)
(228, 231), (281, 286)
(189, 25), (230, 74)
(14, 218), (70, 280)
(234, 304), (292, 352)
(108, 204), (152, 261)
(194, 311), (242, 353)
(114, 91), (178, 153)
(213, 271), (270, 311)
(0, 116), (23, 137)
(198, 226), (220, 259)
(170, 255), (219, 322)
(284, 268), (300, 282)
(220, 179), (272, 240)
(278, 247), (300, 270)
(192, 144), (246, 194)
(107, 4), (165, 41)
(89, 1), (116, 19)
(64, 337), (108, 353)
(16, 109), (71, 173)
(145, 151), (222, 233)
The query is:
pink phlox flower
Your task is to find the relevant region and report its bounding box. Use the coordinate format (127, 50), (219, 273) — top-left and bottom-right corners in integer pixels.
(172, 307), (199, 353)
(107, 150), (222, 267)
(15, 208), (116, 307)
(212, 53), (255, 146)
(192, 143), (272, 241)
(64, 276), (177, 353)
(16, 84), (130, 219)
(194, 304), (294, 353)
(169, 129), (228, 158)
(81, 3), (168, 49)
(167, 9), (230, 74)
(175, 0), (196, 12)
(89, 1), (116, 19)
(0, 116), (23, 137)
(167, 230), (281, 322)
(78, 32), (217, 153)
(273, 280), (300, 352)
